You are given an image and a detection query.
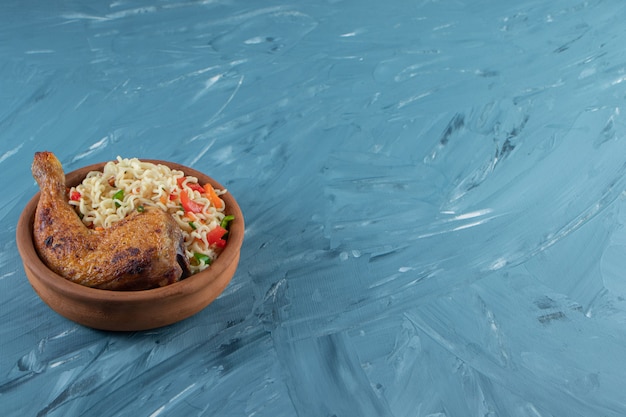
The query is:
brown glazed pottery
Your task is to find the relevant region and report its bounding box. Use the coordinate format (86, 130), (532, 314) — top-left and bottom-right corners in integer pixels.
(16, 159), (244, 331)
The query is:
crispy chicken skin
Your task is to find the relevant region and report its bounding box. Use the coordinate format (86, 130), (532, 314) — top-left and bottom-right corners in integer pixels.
(32, 151), (191, 290)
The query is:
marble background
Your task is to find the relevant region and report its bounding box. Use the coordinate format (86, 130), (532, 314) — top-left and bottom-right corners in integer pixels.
(2, 1), (626, 416)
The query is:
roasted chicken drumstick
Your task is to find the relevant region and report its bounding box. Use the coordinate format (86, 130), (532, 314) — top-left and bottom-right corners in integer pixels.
(32, 152), (191, 290)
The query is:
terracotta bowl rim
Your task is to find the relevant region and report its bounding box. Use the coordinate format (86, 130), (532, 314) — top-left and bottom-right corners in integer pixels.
(16, 158), (244, 304)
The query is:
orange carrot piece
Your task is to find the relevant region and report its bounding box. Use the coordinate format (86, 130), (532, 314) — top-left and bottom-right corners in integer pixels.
(204, 184), (223, 209)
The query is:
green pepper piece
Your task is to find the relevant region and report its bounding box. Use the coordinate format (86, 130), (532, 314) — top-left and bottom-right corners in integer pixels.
(113, 189), (124, 207)
(193, 252), (211, 265)
(189, 221), (196, 230)
(220, 215), (235, 229)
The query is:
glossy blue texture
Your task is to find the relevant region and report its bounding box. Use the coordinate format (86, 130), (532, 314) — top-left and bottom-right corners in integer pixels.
(2, 1), (626, 416)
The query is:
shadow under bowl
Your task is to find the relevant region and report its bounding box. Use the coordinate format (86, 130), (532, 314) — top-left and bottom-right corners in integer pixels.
(16, 159), (244, 331)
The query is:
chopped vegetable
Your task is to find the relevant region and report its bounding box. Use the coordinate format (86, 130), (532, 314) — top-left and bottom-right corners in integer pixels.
(206, 225), (228, 248)
(204, 184), (223, 209)
(113, 189), (124, 207)
(193, 252), (211, 265)
(180, 189), (204, 213)
(69, 190), (81, 201)
(177, 177), (204, 193)
(137, 205), (145, 212)
(188, 221), (196, 230)
(220, 215), (235, 229)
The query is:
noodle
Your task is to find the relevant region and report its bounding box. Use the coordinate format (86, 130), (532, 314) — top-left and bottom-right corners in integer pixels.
(68, 156), (229, 274)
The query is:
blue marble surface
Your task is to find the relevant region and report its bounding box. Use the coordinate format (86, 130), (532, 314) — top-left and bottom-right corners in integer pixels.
(2, 0), (626, 415)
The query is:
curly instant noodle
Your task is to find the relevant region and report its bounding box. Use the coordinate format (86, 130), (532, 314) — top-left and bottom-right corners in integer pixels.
(68, 157), (230, 274)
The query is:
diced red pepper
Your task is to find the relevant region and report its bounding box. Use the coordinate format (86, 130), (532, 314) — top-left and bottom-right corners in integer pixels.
(206, 226), (227, 248)
(177, 177), (204, 193)
(70, 191), (81, 201)
(180, 189), (204, 213)
(190, 183), (204, 193)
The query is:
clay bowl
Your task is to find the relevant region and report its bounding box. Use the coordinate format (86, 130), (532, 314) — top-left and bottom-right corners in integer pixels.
(16, 159), (244, 331)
